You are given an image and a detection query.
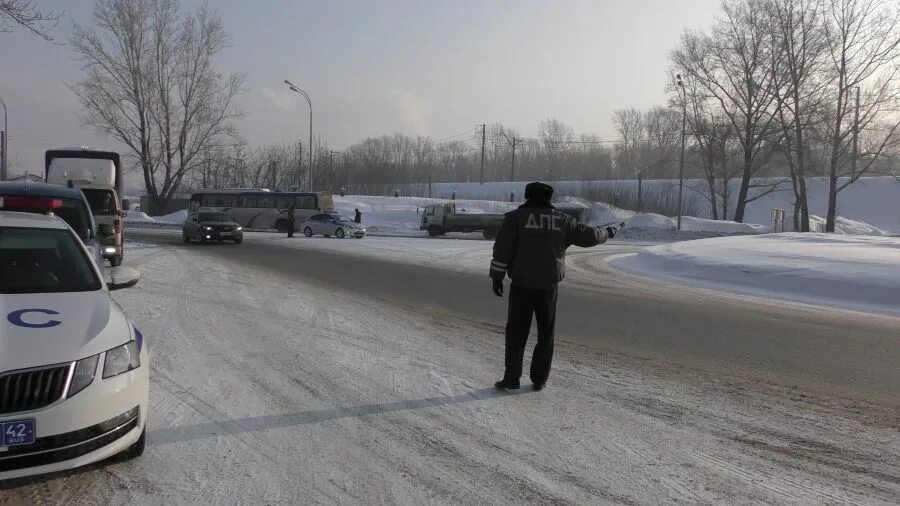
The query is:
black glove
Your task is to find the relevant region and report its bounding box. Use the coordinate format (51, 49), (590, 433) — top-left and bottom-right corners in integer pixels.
(605, 226), (618, 239)
(492, 278), (504, 297)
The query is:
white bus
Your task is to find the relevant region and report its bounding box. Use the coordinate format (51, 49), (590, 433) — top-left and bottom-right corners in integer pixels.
(189, 190), (335, 232)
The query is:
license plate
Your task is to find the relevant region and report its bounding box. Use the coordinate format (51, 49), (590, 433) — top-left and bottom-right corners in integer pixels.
(220, 232), (232, 236)
(2, 419), (35, 447)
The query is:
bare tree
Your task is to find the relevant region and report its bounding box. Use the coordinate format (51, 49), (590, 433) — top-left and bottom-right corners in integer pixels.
(819, 0), (900, 231)
(672, 0), (782, 223)
(766, 0), (830, 231)
(538, 118), (574, 180)
(0, 0), (60, 40)
(683, 80), (740, 220)
(71, 0), (244, 214)
(612, 108), (648, 210)
(644, 105), (682, 179)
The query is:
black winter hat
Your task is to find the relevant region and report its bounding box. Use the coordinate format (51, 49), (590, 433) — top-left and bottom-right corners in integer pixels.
(524, 181), (554, 201)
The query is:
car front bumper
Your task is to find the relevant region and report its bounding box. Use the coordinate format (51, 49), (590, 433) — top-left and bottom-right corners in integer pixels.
(0, 345), (150, 481)
(200, 228), (243, 241)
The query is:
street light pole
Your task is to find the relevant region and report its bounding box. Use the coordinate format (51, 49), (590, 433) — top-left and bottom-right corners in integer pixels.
(284, 80), (312, 189)
(0, 96), (8, 181)
(676, 74), (687, 232)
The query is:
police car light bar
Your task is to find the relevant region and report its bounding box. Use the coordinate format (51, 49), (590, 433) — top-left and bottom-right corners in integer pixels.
(0, 197), (64, 209)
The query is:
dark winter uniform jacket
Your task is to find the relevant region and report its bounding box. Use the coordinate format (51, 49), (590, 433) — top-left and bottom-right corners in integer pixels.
(490, 202), (607, 289)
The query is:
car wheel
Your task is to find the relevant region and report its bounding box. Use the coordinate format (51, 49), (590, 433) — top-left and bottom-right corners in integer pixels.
(234, 238), (243, 244)
(115, 426), (145, 461)
(304, 227), (313, 237)
(109, 255), (123, 267)
(183, 232), (190, 243)
(335, 228), (345, 239)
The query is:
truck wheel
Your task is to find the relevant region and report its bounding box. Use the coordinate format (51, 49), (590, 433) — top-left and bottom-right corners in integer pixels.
(428, 226), (441, 237)
(482, 228), (497, 240)
(275, 220), (288, 233)
(110, 255), (123, 267)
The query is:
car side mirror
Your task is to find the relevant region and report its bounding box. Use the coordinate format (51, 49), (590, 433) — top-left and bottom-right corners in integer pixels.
(122, 199), (131, 210)
(109, 266), (140, 290)
(99, 223), (114, 235)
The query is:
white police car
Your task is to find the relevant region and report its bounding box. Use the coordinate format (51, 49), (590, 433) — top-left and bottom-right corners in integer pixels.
(0, 211), (149, 480)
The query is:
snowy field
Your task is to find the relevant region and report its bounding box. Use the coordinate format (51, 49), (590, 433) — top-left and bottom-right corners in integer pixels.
(3, 234), (898, 503)
(612, 234), (900, 316)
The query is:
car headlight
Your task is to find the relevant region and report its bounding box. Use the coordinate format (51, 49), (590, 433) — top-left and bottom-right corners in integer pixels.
(236, 226), (243, 231)
(68, 355), (99, 397)
(203, 226), (213, 231)
(103, 341), (141, 379)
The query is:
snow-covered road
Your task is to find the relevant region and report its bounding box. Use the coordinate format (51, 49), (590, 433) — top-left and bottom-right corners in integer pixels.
(2, 234), (899, 504)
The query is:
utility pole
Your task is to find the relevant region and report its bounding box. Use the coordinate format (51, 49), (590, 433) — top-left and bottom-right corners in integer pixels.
(479, 124), (486, 184)
(0, 96), (7, 181)
(204, 147), (210, 188)
(296, 142), (303, 191)
(329, 150), (336, 190)
(851, 86), (860, 177)
(510, 136), (517, 182)
(284, 80), (313, 189)
(676, 74), (687, 232)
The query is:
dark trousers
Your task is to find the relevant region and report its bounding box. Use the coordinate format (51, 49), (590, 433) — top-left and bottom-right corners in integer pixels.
(287, 219), (294, 237)
(503, 285), (558, 385)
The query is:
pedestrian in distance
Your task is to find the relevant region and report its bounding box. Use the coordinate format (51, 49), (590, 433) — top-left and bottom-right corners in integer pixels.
(490, 182), (619, 392)
(354, 208), (362, 224)
(287, 204), (295, 238)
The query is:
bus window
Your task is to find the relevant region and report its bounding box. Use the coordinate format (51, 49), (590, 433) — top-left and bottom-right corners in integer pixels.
(275, 196), (294, 208)
(295, 195), (316, 209)
(257, 195), (275, 208)
(240, 195), (257, 208)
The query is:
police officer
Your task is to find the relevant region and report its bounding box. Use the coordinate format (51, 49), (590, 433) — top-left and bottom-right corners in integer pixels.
(490, 182), (617, 391)
(287, 204), (296, 238)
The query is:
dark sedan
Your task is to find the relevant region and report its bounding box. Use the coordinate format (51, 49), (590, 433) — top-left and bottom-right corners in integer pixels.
(183, 211), (243, 244)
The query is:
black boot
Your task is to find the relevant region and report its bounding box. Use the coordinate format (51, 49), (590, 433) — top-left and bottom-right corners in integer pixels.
(494, 379), (520, 390)
(532, 382), (546, 392)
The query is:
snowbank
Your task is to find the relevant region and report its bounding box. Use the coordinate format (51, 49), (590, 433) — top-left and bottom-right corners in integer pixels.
(611, 234), (900, 316)
(125, 209), (187, 228)
(126, 211), (156, 223)
(333, 195), (517, 236)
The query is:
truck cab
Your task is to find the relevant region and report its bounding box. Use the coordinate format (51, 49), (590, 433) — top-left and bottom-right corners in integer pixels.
(45, 148), (129, 266)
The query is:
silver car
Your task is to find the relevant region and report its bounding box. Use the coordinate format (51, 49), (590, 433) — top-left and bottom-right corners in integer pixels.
(301, 213), (366, 239)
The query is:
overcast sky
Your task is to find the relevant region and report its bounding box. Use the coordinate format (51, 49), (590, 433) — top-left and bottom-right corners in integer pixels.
(0, 0), (720, 177)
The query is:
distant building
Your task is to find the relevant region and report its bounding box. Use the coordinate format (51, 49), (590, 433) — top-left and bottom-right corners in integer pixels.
(7, 173), (43, 183)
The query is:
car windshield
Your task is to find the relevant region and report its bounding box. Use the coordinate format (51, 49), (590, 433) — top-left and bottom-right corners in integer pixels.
(0, 195), (93, 243)
(82, 189), (118, 215)
(199, 213), (232, 222)
(333, 215), (353, 222)
(0, 227), (101, 294)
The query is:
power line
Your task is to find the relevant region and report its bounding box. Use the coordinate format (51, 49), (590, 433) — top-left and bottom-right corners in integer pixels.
(432, 129), (475, 144)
